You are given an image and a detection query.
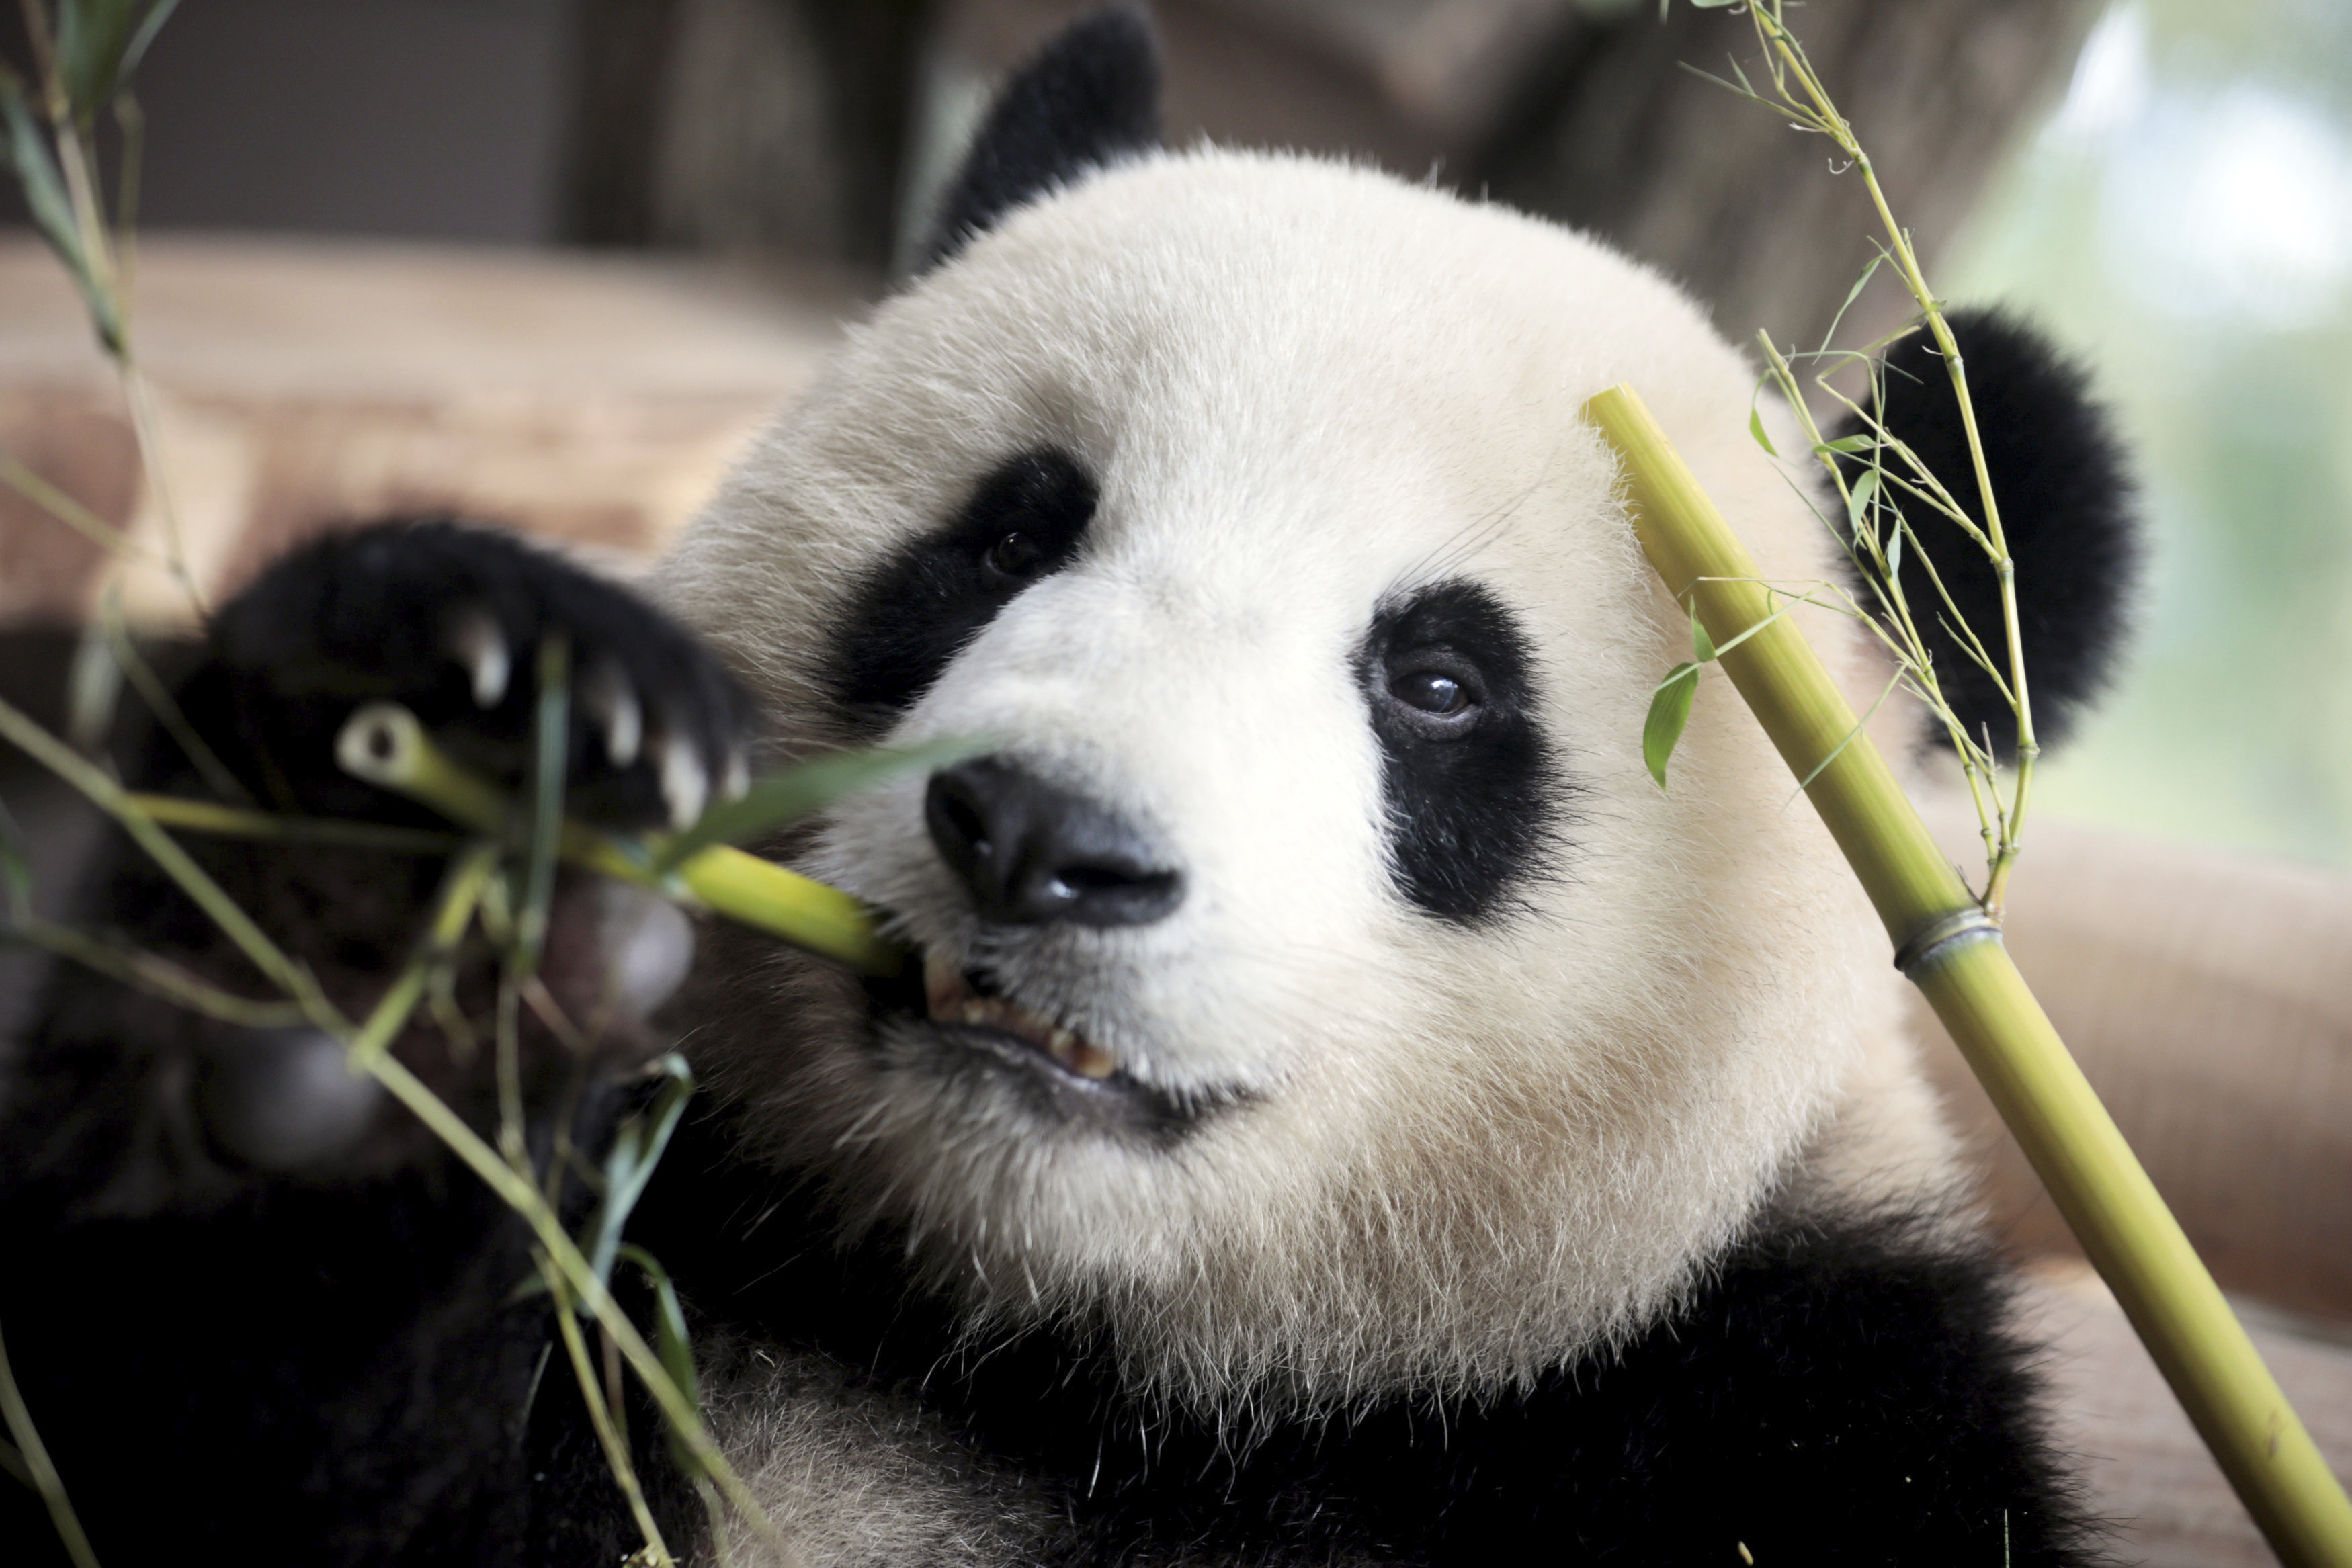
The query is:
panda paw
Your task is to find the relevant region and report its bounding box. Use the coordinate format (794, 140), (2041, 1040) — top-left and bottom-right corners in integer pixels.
(14, 522), (749, 1206)
(206, 519), (755, 832)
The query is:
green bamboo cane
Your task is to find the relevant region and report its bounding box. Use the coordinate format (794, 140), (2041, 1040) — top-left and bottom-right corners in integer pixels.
(333, 702), (905, 979)
(1587, 383), (2352, 1568)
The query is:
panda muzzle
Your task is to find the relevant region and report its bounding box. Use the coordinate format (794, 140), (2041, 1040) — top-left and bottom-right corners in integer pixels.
(922, 948), (1119, 1080)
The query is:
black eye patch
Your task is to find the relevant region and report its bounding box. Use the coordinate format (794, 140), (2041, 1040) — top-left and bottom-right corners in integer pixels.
(827, 449), (1097, 728)
(1357, 580), (1563, 923)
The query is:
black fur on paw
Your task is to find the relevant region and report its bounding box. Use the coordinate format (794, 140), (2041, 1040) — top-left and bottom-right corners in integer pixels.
(204, 519), (755, 832)
(1833, 309), (2139, 756)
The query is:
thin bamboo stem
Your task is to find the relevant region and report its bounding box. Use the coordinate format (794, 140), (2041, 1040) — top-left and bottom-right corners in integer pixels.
(122, 792), (460, 855)
(362, 1049), (788, 1555)
(0, 447), (144, 558)
(0, 1316), (98, 1568)
(101, 593), (251, 804)
(549, 1270), (674, 1565)
(1587, 382), (2352, 1568)
(10, 916), (310, 1029)
(0, 1325), (99, 1568)
(1744, 1), (2040, 914)
(0, 692), (338, 1015)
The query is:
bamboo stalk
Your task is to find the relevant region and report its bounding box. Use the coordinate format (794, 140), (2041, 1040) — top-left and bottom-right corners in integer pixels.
(1585, 382), (2352, 1568)
(333, 703), (905, 979)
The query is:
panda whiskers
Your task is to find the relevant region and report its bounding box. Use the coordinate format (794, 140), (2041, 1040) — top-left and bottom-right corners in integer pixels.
(1390, 462), (1551, 593)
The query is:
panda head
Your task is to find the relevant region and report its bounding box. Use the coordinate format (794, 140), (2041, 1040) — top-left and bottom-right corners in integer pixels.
(657, 9), (2130, 1411)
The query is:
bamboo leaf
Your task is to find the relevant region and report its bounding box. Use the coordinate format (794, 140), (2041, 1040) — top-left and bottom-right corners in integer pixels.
(580, 1056), (694, 1293)
(1643, 664), (1699, 791)
(0, 71), (118, 354)
(1690, 611), (1717, 665)
(57, 0), (181, 124)
(1820, 433), (1876, 455)
(1816, 252), (1885, 356)
(652, 735), (989, 874)
(1747, 402), (1777, 459)
(620, 1243), (705, 1475)
(1845, 468), (1880, 535)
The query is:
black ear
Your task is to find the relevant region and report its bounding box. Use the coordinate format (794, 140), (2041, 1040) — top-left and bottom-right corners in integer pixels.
(1833, 309), (2138, 756)
(923, 5), (1161, 270)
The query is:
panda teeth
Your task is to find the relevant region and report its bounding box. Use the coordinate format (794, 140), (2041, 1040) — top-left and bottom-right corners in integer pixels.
(1050, 1027), (1119, 1081)
(923, 949), (964, 1018)
(918, 949), (1118, 1080)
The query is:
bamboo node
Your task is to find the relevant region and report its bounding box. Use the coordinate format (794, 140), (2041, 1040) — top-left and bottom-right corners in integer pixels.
(1892, 907), (2001, 975)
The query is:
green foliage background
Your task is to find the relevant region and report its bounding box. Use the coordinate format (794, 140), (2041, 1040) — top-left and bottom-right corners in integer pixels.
(1949, 0), (2352, 867)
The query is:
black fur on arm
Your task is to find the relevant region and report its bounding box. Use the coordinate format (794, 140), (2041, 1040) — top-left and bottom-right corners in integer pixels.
(647, 1120), (2108, 1565)
(1833, 309), (2138, 756)
(923, 4), (1161, 270)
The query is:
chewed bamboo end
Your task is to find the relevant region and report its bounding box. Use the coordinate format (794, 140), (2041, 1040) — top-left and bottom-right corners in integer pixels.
(336, 702), (427, 790)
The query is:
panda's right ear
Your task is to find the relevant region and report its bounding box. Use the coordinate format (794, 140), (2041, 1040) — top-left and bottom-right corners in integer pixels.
(920, 5), (1162, 272)
(1833, 310), (2138, 757)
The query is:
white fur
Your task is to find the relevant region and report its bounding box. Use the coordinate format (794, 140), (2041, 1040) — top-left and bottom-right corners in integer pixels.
(703, 1341), (1058, 1567)
(655, 149), (1954, 1421)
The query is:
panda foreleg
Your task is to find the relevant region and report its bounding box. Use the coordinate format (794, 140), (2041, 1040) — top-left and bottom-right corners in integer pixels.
(0, 520), (756, 1564)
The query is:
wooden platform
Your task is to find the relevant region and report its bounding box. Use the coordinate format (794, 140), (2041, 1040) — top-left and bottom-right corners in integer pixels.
(0, 234), (851, 626)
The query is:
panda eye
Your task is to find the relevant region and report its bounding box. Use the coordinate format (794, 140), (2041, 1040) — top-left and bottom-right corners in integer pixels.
(983, 530), (1044, 581)
(1392, 670), (1468, 715)
(1384, 658), (1484, 736)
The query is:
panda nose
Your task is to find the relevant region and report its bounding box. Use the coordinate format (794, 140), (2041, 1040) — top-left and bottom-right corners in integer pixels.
(924, 758), (1182, 927)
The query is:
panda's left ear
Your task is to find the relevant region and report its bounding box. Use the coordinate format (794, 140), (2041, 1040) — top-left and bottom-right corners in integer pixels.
(920, 5), (1162, 271)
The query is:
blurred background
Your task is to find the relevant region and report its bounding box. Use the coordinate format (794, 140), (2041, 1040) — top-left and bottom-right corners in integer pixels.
(1950, 0), (2352, 869)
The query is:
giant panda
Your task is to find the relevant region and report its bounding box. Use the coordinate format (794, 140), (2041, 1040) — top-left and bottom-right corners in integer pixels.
(1, 9), (2135, 1565)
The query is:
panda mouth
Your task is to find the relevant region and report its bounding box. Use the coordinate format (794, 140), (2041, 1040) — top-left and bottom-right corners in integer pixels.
(917, 949), (1121, 1082)
(857, 939), (1230, 1139)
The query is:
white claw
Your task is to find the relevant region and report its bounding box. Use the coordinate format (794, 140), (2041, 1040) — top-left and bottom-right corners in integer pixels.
(579, 659), (642, 768)
(722, 749), (750, 803)
(445, 607), (510, 709)
(655, 730), (708, 830)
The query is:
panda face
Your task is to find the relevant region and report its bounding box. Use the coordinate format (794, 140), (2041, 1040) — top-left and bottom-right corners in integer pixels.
(659, 150), (1897, 1405)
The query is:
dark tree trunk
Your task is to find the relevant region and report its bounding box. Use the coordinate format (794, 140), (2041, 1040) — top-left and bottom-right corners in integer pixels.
(562, 0), (931, 270)
(559, 0), (2097, 352)
(1474, 0), (2101, 363)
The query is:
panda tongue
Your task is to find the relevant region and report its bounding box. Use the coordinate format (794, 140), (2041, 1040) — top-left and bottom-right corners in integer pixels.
(921, 949), (1118, 1080)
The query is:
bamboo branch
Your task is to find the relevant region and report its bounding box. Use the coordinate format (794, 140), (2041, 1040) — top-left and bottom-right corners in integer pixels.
(1588, 381), (2352, 1568)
